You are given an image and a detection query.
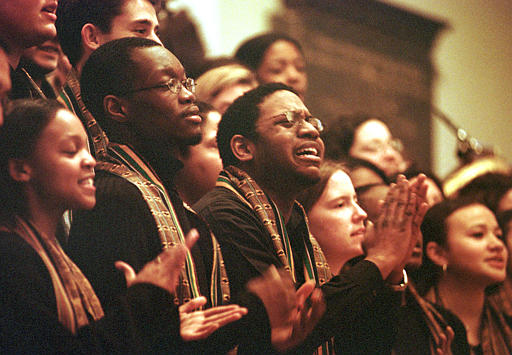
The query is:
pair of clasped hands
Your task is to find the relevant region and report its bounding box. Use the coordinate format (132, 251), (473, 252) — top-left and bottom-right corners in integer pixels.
(114, 230), (323, 352)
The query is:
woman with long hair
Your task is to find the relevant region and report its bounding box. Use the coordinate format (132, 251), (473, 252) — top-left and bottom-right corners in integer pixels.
(417, 198), (511, 354)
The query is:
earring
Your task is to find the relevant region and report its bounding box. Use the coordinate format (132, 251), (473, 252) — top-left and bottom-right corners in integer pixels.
(442, 264), (447, 273)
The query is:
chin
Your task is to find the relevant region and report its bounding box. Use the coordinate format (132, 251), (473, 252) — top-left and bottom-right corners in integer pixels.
(180, 133), (202, 147)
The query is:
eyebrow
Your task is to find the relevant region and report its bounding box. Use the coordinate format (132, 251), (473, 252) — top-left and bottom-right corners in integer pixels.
(130, 19), (158, 28)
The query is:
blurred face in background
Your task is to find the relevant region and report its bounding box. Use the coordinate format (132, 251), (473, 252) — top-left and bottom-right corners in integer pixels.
(177, 109), (222, 204)
(95, 0), (161, 46)
(349, 119), (406, 178)
(256, 40), (307, 99)
(211, 83), (255, 114)
(21, 38), (61, 75)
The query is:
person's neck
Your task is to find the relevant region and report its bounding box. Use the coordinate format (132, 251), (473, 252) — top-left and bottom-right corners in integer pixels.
(25, 200), (62, 240)
(241, 164), (297, 222)
(7, 50), (21, 70)
(74, 50), (92, 79)
(324, 253), (353, 276)
(430, 275), (486, 346)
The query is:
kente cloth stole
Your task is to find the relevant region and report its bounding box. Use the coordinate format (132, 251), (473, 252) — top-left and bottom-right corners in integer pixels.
(64, 69), (110, 158)
(405, 283), (454, 355)
(97, 143), (229, 306)
(0, 217), (104, 334)
(217, 166), (334, 354)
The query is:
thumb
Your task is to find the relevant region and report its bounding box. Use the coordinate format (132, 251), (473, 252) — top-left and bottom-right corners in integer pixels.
(296, 280), (315, 306)
(179, 296), (207, 314)
(115, 261), (137, 287)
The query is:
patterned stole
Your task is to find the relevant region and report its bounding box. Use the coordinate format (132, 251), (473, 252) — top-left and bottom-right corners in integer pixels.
(217, 166), (333, 354)
(406, 283), (455, 355)
(62, 69), (110, 158)
(97, 143), (229, 306)
(0, 217), (104, 333)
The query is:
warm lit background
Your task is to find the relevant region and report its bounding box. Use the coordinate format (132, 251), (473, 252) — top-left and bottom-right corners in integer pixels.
(168, 0), (512, 179)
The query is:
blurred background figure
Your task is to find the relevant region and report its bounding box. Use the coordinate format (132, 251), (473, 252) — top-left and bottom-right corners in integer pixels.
(416, 198), (511, 354)
(456, 172), (512, 215)
(175, 102), (223, 206)
(14, 38), (70, 99)
(323, 114), (408, 181)
(235, 33), (308, 99)
(195, 64), (257, 114)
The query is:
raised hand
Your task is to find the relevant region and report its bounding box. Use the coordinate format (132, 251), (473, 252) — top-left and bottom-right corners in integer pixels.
(364, 175), (417, 281)
(115, 228), (199, 295)
(179, 296), (248, 341)
(436, 326), (454, 355)
(246, 266), (325, 352)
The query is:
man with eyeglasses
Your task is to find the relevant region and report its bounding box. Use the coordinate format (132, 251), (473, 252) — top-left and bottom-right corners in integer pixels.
(195, 82), (429, 353)
(68, 38), (319, 353)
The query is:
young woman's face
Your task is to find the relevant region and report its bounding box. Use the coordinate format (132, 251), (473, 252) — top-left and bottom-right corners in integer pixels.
(443, 204), (507, 286)
(26, 109), (96, 212)
(307, 170), (367, 265)
(257, 40), (308, 99)
(349, 119), (405, 177)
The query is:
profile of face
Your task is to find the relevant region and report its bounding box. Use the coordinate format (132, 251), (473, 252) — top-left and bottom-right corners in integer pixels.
(0, 0), (57, 50)
(256, 40), (308, 99)
(429, 204), (507, 286)
(0, 48), (11, 126)
(211, 83), (255, 115)
(19, 108), (96, 212)
(21, 38), (61, 75)
(307, 170), (367, 271)
(178, 110), (222, 204)
(118, 46), (201, 146)
(349, 119), (405, 178)
(250, 90), (323, 188)
(93, 0), (161, 47)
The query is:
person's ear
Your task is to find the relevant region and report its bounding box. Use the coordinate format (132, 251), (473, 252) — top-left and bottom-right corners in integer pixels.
(8, 159), (32, 182)
(425, 241), (448, 267)
(81, 23), (103, 51)
(231, 135), (255, 163)
(104, 95), (129, 123)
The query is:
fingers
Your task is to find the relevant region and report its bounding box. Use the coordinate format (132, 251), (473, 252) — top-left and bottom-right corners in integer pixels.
(158, 244), (186, 269)
(179, 296), (207, 314)
(295, 280), (315, 307)
(184, 228), (199, 250)
(396, 178), (411, 228)
(180, 305), (248, 342)
(114, 261), (136, 287)
(201, 304), (248, 319)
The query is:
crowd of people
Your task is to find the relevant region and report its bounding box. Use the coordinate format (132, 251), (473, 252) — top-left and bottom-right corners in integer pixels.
(1, 1), (511, 354)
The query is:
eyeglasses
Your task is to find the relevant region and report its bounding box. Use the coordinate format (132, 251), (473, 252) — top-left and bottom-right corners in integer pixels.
(122, 77), (196, 95)
(360, 138), (404, 154)
(271, 111), (324, 133)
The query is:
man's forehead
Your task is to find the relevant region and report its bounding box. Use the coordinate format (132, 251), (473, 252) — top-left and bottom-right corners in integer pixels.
(259, 90), (308, 117)
(132, 46), (184, 77)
